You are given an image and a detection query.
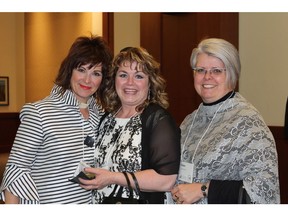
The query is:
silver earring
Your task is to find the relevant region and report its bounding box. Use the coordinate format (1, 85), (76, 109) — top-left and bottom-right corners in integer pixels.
(147, 89), (151, 101)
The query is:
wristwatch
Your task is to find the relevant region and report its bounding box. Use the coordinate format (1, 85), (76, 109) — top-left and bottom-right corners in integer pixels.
(201, 184), (207, 197)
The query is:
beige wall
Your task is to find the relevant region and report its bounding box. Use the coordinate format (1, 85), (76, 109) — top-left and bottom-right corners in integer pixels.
(0, 12), (102, 113)
(114, 12), (140, 54)
(0, 13), (25, 113)
(239, 13), (288, 126)
(0, 12), (287, 126)
(25, 12), (102, 103)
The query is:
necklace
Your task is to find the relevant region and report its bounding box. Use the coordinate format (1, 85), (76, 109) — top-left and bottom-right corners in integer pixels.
(79, 102), (89, 109)
(182, 91), (235, 163)
(115, 107), (138, 119)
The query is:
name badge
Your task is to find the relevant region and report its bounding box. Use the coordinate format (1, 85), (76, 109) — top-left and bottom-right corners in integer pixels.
(178, 161), (194, 183)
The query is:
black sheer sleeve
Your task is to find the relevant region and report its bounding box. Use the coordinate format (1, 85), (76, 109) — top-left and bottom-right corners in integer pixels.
(149, 113), (180, 174)
(141, 103), (181, 175)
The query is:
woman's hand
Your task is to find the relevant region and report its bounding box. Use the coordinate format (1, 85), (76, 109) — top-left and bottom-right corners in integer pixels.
(4, 190), (19, 204)
(78, 167), (122, 190)
(171, 182), (207, 204)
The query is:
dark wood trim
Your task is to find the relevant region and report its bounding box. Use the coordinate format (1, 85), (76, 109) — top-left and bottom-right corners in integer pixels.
(269, 126), (288, 204)
(0, 113), (20, 153)
(102, 12), (114, 55)
(285, 97), (288, 139)
(140, 13), (162, 63)
(269, 126), (287, 140)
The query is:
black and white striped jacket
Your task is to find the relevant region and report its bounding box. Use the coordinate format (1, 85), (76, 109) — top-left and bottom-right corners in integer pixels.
(0, 85), (103, 204)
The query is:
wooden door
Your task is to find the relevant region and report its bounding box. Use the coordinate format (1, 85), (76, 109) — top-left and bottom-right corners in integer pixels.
(141, 12), (239, 125)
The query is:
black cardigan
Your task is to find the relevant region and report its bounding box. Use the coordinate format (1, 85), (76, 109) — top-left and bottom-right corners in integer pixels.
(140, 103), (181, 204)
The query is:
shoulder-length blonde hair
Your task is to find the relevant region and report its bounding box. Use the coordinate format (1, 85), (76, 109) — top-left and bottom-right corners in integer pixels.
(102, 47), (169, 113)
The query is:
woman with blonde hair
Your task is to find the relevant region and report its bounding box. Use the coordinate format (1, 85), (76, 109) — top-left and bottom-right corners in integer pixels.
(80, 47), (181, 204)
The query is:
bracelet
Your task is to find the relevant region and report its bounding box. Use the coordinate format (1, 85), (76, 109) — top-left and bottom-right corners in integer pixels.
(201, 183), (207, 197)
(122, 172), (132, 191)
(129, 172), (140, 195)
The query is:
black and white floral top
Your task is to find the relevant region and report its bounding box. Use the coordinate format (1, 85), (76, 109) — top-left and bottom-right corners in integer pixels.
(93, 103), (181, 204)
(93, 114), (142, 203)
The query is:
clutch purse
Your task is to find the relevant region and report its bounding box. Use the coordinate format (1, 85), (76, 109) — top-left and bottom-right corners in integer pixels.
(101, 172), (148, 204)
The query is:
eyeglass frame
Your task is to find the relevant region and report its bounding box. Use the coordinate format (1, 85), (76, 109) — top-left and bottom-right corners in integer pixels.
(193, 67), (226, 76)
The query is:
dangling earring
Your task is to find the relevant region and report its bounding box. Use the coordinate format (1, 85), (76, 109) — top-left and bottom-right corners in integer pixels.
(147, 89), (151, 101)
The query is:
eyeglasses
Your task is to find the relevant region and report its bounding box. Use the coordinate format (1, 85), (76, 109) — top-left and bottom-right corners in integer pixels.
(193, 67), (226, 76)
(84, 135), (94, 147)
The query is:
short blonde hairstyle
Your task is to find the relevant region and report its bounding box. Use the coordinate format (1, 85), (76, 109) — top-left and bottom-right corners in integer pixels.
(190, 38), (241, 89)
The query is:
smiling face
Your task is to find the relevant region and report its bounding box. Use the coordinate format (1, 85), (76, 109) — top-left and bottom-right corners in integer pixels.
(194, 53), (233, 103)
(70, 63), (103, 103)
(115, 61), (149, 109)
